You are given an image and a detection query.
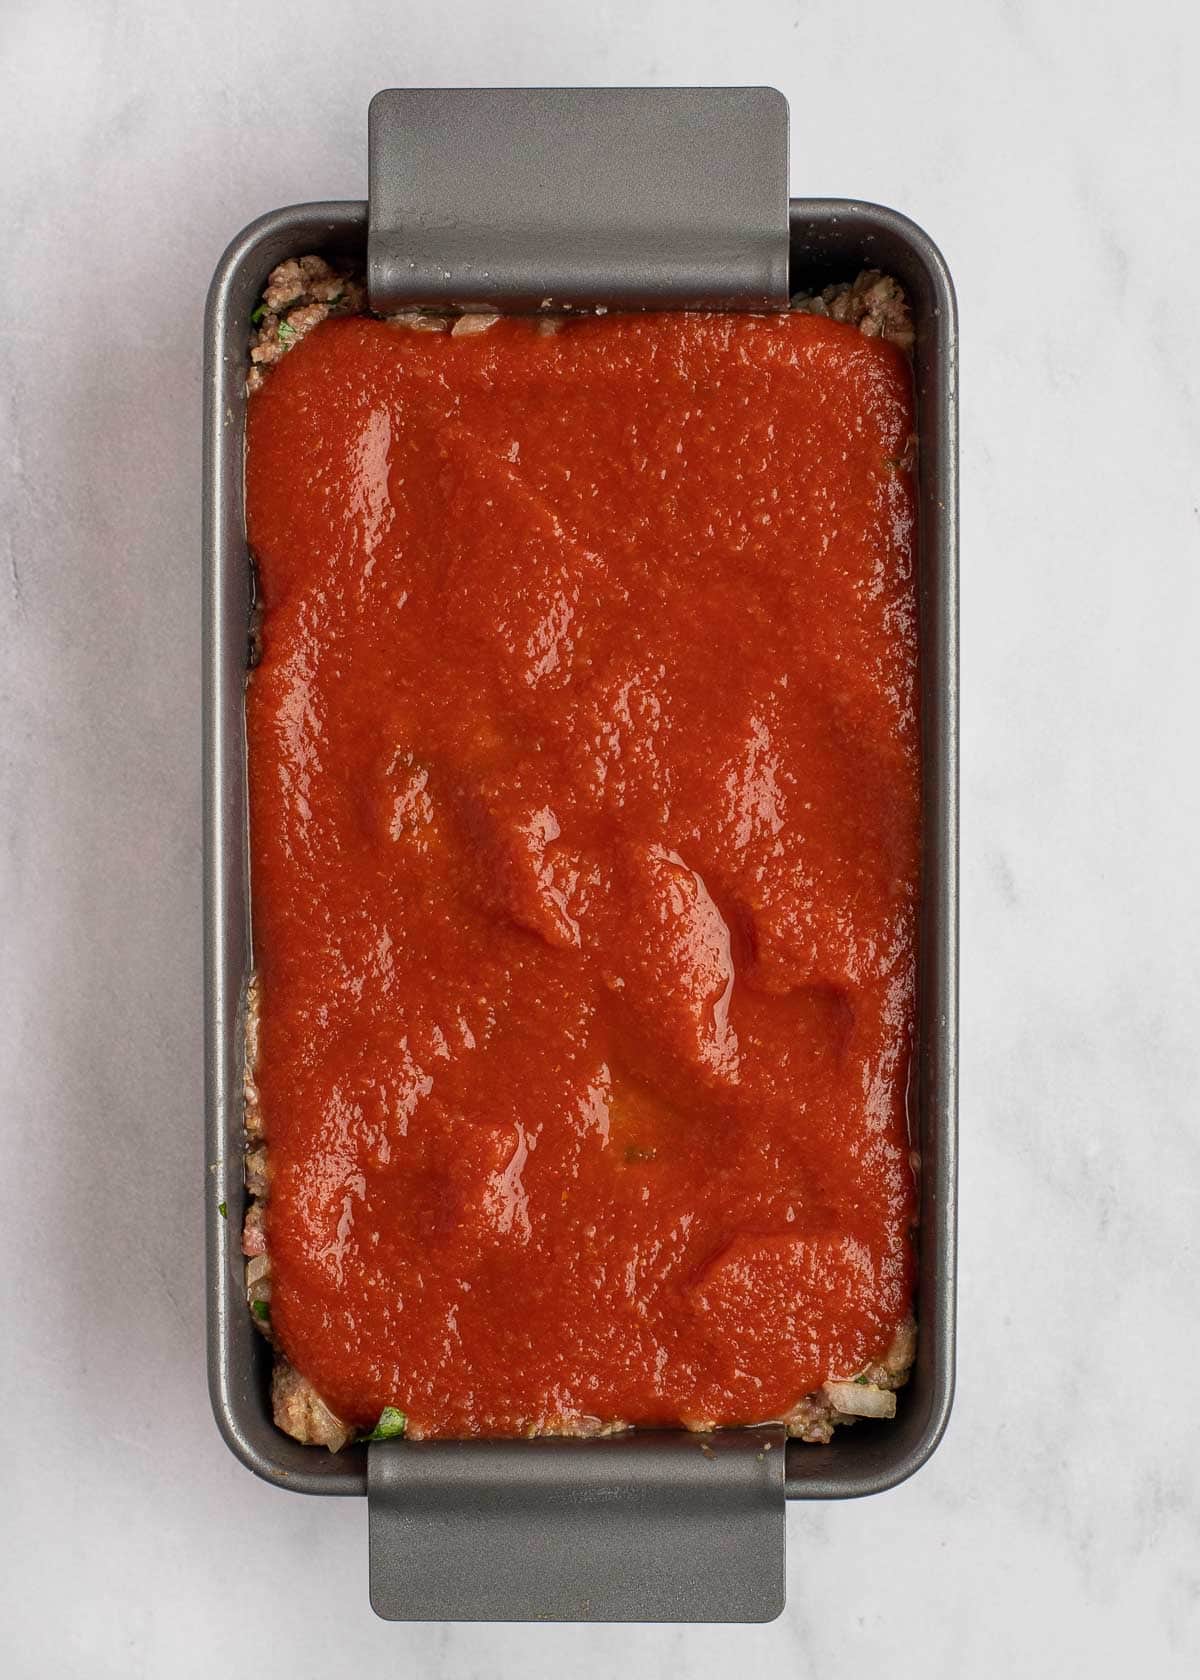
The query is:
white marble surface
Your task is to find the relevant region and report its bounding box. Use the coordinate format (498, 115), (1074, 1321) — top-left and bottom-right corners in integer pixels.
(3, 0), (1198, 1672)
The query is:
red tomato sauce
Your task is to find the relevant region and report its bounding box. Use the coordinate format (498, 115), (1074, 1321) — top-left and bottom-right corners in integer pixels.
(245, 311), (919, 1438)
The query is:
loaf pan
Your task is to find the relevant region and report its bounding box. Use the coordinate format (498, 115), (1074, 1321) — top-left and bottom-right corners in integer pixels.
(203, 125), (957, 1615)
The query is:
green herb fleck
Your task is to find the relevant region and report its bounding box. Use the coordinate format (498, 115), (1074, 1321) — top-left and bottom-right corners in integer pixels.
(277, 320), (297, 346)
(854, 1374), (869, 1385)
(250, 303), (266, 325)
(365, 1406), (407, 1441)
(252, 1299), (271, 1322)
(218, 1201), (227, 1219)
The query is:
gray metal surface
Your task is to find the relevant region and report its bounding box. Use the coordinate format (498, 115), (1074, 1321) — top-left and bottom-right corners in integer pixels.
(369, 1428), (786, 1623)
(203, 139), (958, 1619)
(367, 87), (790, 315)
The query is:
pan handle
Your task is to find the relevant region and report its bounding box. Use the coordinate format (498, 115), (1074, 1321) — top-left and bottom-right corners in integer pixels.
(367, 1425), (786, 1623)
(366, 86), (791, 316)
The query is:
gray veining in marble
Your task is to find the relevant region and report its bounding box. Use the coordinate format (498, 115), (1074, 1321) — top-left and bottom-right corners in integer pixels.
(2, 0), (1198, 1674)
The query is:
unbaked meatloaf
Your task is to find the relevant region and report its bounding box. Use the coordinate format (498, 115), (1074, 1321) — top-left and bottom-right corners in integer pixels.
(239, 258), (920, 1448)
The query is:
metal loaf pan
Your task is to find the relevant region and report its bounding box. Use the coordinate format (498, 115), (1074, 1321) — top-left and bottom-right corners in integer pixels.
(203, 154), (958, 1615)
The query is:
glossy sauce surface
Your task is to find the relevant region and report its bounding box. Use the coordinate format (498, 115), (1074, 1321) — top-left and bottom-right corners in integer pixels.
(245, 311), (919, 1437)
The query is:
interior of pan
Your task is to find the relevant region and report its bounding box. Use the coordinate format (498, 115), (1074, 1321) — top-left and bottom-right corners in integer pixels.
(203, 200), (956, 1499)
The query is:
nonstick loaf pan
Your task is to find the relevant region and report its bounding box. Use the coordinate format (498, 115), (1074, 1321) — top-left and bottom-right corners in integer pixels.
(203, 87), (958, 1623)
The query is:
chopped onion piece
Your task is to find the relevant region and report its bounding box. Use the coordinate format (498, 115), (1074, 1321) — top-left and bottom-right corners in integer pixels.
(822, 1381), (897, 1419)
(389, 311), (449, 333)
(451, 313), (500, 336)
